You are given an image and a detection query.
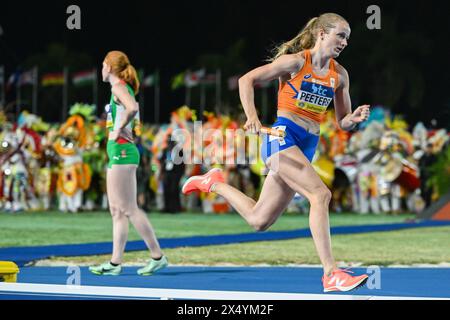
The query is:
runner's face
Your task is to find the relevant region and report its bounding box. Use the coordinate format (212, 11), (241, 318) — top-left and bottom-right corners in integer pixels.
(102, 62), (111, 82)
(322, 21), (351, 58)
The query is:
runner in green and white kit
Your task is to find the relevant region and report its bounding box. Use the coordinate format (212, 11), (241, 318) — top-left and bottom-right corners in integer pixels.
(105, 82), (140, 168)
(89, 51), (168, 276)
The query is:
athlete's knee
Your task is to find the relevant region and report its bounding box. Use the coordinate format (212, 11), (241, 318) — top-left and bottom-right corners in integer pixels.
(110, 202), (136, 217)
(309, 187), (332, 205)
(248, 216), (272, 232)
(122, 205), (142, 218)
(109, 204), (124, 218)
(253, 222), (271, 232)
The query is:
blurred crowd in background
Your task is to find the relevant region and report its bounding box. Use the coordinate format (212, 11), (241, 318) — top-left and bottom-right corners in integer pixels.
(0, 104), (449, 215)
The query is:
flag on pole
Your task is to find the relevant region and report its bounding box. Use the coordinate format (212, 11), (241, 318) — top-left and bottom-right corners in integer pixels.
(72, 69), (96, 86)
(143, 72), (159, 87)
(62, 67), (69, 120)
(0, 65), (4, 86)
(171, 71), (185, 90)
(138, 69), (145, 88)
(201, 73), (217, 86)
(215, 69), (222, 112)
(227, 75), (240, 90)
(6, 71), (21, 91)
(18, 68), (37, 86)
(185, 69), (205, 88)
(0, 65), (4, 106)
(153, 69), (161, 124)
(93, 68), (98, 108)
(41, 72), (65, 86)
(32, 67), (39, 114)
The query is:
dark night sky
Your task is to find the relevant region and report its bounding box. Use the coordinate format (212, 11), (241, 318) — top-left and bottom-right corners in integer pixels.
(1, 0), (449, 127)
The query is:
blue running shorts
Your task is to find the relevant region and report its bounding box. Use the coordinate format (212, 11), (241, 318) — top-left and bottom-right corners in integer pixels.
(261, 117), (319, 163)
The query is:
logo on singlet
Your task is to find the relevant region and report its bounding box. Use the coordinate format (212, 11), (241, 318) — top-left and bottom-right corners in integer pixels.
(304, 74), (312, 79)
(295, 81), (334, 113)
(330, 78), (335, 88)
(311, 78), (331, 86)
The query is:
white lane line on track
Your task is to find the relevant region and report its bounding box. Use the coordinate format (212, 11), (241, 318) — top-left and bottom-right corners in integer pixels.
(1, 283), (448, 300)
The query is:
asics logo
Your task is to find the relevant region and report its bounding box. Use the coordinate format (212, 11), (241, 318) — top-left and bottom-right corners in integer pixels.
(328, 276), (345, 287)
(201, 177), (211, 185)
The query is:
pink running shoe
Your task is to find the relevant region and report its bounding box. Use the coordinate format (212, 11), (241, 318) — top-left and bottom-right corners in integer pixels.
(322, 269), (368, 292)
(182, 168), (225, 194)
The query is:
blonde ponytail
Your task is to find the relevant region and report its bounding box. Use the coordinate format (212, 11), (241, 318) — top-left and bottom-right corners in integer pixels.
(269, 13), (348, 62)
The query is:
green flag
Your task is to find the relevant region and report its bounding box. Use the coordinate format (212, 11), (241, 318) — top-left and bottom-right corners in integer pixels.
(144, 71), (159, 87)
(171, 71), (185, 90)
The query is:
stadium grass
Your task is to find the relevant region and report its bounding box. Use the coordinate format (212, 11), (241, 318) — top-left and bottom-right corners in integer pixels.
(3, 211), (450, 266)
(38, 226), (450, 266)
(1, 210), (414, 247)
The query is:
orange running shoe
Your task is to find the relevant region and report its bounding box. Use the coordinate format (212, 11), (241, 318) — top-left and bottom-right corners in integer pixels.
(322, 269), (368, 292)
(182, 168), (225, 194)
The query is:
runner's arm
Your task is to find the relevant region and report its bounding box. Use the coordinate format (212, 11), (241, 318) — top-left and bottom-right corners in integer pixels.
(111, 83), (139, 130)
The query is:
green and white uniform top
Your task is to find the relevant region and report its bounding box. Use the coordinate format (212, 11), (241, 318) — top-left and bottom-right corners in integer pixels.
(105, 82), (140, 135)
(105, 82), (141, 168)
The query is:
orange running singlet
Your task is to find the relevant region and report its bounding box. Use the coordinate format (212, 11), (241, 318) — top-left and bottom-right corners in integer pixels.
(277, 50), (339, 123)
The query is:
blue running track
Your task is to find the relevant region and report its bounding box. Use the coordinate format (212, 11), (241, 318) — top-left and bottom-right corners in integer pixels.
(1, 266), (449, 300)
(2, 220), (450, 267)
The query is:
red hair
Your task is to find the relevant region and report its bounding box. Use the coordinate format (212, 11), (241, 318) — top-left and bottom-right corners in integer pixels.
(104, 51), (140, 94)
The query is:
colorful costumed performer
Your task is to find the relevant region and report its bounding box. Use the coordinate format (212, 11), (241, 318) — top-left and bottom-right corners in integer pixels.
(53, 106), (92, 213)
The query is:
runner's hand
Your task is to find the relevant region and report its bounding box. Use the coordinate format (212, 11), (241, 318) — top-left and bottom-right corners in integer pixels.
(243, 117), (262, 134)
(350, 105), (370, 123)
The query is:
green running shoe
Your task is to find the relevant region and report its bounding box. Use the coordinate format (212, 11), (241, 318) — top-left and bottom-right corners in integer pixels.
(89, 262), (122, 276)
(137, 256), (168, 276)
